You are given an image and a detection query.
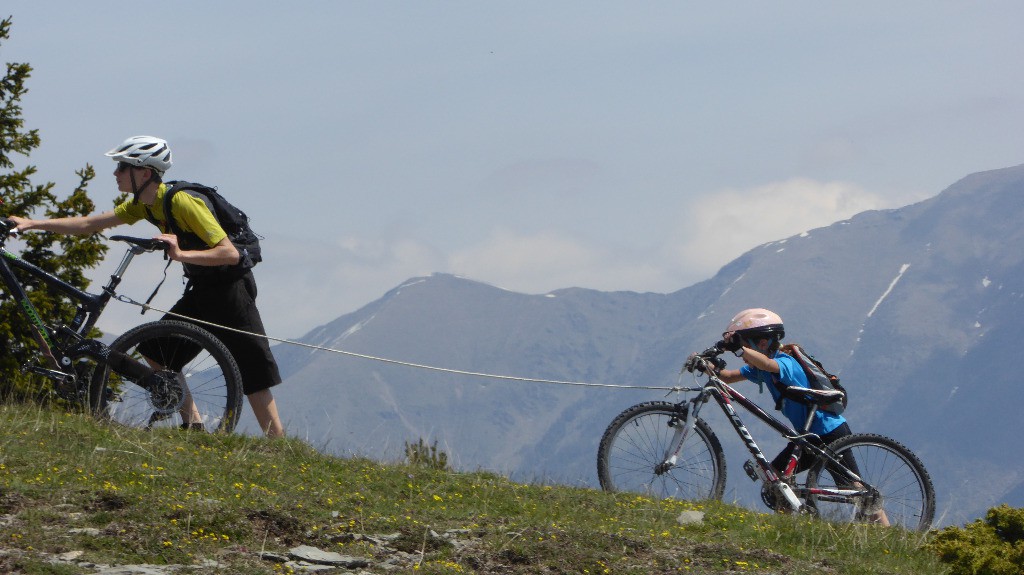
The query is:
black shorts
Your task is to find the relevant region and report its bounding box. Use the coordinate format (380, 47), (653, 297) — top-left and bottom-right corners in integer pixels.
(771, 422), (861, 482)
(139, 272), (282, 395)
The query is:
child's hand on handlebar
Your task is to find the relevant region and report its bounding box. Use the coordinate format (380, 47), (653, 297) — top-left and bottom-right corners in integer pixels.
(718, 336), (742, 353)
(683, 353), (700, 373)
(684, 352), (726, 374)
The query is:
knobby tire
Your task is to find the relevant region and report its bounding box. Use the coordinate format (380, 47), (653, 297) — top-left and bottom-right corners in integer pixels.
(89, 320), (243, 433)
(804, 432), (935, 531)
(597, 401), (726, 501)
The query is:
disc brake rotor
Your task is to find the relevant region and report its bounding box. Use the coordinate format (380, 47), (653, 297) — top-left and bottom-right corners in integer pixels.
(145, 370), (187, 415)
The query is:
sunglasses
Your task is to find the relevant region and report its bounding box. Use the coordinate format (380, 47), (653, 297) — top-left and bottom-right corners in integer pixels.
(116, 162), (135, 173)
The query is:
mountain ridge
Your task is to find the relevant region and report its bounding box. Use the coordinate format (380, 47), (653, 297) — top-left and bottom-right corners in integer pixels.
(259, 162), (1024, 525)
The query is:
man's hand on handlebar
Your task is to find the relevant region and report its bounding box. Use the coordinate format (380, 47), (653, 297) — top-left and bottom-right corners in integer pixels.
(0, 218), (16, 237)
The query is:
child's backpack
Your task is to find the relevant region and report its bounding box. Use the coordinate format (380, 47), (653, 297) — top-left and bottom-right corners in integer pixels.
(775, 343), (847, 415)
(152, 181), (262, 278)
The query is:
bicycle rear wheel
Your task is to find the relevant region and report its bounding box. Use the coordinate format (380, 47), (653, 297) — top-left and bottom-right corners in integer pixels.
(89, 320), (243, 433)
(597, 401), (726, 501)
(804, 433), (935, 531)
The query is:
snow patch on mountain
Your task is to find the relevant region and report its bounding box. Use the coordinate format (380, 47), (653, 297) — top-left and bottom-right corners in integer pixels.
(867, 264), (910, 318)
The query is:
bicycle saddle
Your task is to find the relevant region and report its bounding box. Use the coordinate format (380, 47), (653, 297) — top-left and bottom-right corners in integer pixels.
(110, 235), (168, 251)
(781, 386), (845, 407)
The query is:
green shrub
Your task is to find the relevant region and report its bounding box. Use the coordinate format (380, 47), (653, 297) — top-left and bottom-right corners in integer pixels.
(404, 437), (449, 471)
(927, 504), (1024, 575)
(987, 503), (1024, 544)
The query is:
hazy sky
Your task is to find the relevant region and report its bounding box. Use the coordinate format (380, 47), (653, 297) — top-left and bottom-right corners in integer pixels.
(4, 2), (1023, 339)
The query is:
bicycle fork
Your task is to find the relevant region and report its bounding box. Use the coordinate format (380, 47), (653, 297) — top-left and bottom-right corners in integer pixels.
(655, 404), (694, 475)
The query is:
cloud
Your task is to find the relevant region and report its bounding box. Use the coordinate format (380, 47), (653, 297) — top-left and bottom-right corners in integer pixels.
(253, 235), (446, 337)
(669, 178), (902, 275)
(215, 178), (916, 339)
(443, 179), (913, 300)
(260, 230), (670, 337)
(447, 228), (668, 294)
(479, 158), (606, 200)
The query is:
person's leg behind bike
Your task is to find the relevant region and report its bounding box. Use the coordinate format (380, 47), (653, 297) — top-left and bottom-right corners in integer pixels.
(811, 422), (891, 526)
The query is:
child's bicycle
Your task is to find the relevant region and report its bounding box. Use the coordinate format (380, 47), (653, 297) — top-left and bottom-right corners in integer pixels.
(0, 218), (242, 432)
(596, 345), (935, 531)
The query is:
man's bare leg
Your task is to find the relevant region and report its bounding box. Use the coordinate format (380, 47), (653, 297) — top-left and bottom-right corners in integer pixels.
(248, 388), (284, 437)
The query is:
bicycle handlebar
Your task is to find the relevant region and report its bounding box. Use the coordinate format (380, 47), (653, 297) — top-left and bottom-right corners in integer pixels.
(700, 343), (726, 358)
(0, 218), (17, 239)
(683, 344), (727, 375)
(0, 221), (168, 254)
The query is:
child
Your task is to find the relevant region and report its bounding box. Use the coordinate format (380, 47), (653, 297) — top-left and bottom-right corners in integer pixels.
(712, 308), (888, 525)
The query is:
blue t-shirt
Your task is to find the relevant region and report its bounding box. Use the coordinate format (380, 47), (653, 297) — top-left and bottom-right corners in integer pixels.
(740, 351), (845, 436)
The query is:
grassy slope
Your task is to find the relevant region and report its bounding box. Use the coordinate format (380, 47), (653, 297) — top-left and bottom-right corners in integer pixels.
(0, 405), (946, 574)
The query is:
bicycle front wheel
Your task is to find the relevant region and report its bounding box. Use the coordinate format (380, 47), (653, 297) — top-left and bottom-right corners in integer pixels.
(597, 401), (726, 501)
(89, 320), (243, 433)
(804, 433), (935, 531)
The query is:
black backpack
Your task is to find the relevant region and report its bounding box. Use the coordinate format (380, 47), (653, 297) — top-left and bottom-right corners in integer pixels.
(773, 343), (848, 415)
(147, 181), (262, 278)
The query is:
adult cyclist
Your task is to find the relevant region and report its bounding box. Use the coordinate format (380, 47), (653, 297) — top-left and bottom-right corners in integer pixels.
(9, 136), (285, 437)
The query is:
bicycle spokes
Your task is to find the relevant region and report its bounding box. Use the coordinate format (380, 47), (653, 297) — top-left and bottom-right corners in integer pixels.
(92, 321), (243, 433)
(597, 401), (726, 501)
(805, 435), (931, 529)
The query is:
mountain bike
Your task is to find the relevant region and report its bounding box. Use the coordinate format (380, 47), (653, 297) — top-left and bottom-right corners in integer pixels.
(596, 345), (935, 531)
(0, 217), (242, 432)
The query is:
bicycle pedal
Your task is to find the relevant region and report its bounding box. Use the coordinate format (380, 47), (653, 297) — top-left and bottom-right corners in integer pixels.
(743, 459), (761, 482)
(799, 500), (819, 517)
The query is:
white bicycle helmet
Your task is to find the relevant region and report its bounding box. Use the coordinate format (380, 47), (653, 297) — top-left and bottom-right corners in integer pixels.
(105, 135), (173, 175)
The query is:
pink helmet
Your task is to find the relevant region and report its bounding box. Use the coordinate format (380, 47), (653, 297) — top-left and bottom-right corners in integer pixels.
(723, 308), (785, 341)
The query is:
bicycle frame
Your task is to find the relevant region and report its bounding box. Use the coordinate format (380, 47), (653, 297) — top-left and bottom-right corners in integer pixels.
(0, 233), (152, 384)
(666, 366), (873, 513)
